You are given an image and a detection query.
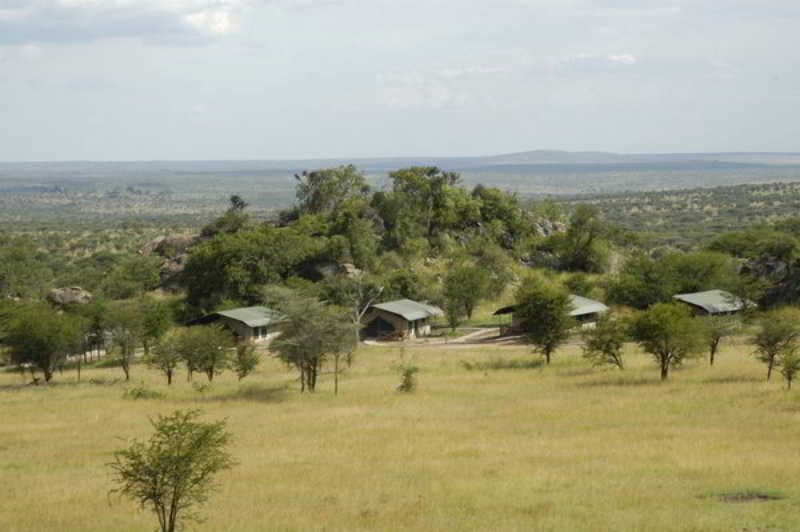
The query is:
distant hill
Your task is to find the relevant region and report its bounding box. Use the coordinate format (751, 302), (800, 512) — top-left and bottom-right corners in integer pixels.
(2, 151), (800, 199)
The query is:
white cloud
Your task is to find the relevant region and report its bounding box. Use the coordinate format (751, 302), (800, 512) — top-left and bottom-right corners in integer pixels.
(0, 0), (254, 44)
(608, 54), (637, 65)
(555, 52), (640, 73)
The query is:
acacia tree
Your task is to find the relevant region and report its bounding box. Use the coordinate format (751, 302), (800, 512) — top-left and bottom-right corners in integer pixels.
(701, 315), (739, 366)
(267, 287), (356, 393)
(109, 410), (235, 532)
(779, 350), (800, 390)
(581, 314), (628, 370)
(316, 273), (383, 350)
(231, 344), (260, 381)
(145, 334), (182, 385)
(176, 325), (234, 382)
(0, 303), (82, 383)
(629, 303), (703, 380)
(107, 302), (146, 381)
(751, 308), (800, 381)
(443, 263), (491, 321)
(139, 296), (173, 357)
(514, 277), (575, 364)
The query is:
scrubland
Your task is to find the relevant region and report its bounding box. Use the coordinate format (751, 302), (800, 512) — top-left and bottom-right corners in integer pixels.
(2, 338), (800, 531)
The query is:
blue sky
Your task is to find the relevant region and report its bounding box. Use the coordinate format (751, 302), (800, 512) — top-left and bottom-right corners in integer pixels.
(1, 0), (798, 161)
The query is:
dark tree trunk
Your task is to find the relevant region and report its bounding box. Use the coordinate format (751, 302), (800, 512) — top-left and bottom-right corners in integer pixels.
(545, 351), (551, 365)
(660, 364), (669, 380)
(767, 358), (775, 381)
(167, 370), (173, 385)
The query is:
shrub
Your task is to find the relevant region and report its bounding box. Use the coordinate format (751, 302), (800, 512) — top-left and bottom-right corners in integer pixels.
(461, 358), (544, 371)
(123, 385), (164, 400)
(396, 364), (419, 393)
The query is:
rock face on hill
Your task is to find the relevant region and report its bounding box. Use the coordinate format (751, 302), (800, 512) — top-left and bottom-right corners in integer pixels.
(48, 287), (93, 306)
(139, 234), (202, 287)
(532, 219), (566, 237)
(741, 256), (800, 306)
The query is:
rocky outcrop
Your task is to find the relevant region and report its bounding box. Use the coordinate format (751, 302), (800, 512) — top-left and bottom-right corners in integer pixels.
(314, 262), (363, 280)
(741, 256), (799, 307)
(139, 234), (202, 287)
(48, 287), (93, 306)
(533, 219), (567, 238)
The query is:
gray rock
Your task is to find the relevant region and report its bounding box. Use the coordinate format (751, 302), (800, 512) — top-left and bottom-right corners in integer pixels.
(48, 286), (93, 306)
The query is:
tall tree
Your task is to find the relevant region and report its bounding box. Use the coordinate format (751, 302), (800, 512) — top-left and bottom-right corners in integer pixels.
(294, 165), (370, 216)
(145, 334), (182, 385)
(514, 277), (575, 364)
(556, 204), (608, 272)
(0, 303), (82, 383)
(581, 314), (628, 370)
(267, 287), (356, 393)
(629, 303), (704, 380)
(751, 308), (800, 381)
(107, 301), (147, 381)
(175, 325), (234, 382)
(701, 315), (739, 366)
(109, 410), (235, 532)
(316, 274), (384, 350)
(139, 296), (173, 357)
(388, 166), (462, 239)
(443, 264), (491, 320)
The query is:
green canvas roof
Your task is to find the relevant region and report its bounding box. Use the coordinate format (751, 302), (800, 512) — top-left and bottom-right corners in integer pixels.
(493, 295), (609, 317)
(568, 295), (610, 317)
(672, 290), (744, 314)
(188, 306), (282, 328)
(371, 299), (443, 321)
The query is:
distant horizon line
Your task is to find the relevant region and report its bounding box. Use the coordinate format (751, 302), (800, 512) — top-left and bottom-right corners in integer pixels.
(2, 149), (800, 165)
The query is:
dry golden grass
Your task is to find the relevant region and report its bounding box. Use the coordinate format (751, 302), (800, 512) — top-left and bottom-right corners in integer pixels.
(3, 339), (800, 531)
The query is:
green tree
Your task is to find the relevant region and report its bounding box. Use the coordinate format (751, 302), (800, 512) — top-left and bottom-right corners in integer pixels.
(102, 255), (161, 300)
(629, 303), (704, 380)
(555, 204), (608, 272)
(231, 344), (260, 381)
(177, 325), (234, 382)
(0, 239), (53, 299)
(779, 350), (800, 390)
(109, 410), (235, 532)
(139, 296), (173, 357)
(514, 277), (575, 364)
(267, 287), (356, 393)
(182, 223), (325, 310)
(751, 309), (800, 381)
(701, 315), (739, 366)
(0, 303), (83, 383)
(201, 195), (251, 238)
(316, 273), (384, 350)
(443, 264), (491, 321)
(107, 302), (146, 381)
(581, 314), (628, 370)
(145, 334), (182, 385)
(293, 165), (370, 217)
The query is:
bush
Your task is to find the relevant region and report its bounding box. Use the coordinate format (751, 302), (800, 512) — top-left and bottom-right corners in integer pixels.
(123, 385), (164, 400)
(396, 364), (419, 393)
(461, 358), (544, 371)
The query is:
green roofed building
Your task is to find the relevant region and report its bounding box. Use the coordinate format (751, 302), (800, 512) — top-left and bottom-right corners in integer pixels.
(493, 295), (610, 331)
(672, 289), (746, 315)
(187, 306), (284, 343)
(361, 299), (443, 340)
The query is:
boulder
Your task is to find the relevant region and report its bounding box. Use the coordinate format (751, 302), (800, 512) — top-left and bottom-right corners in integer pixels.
(48, 286), (93, 306)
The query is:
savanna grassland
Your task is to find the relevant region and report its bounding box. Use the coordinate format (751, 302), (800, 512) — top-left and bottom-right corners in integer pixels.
(3, 338), (799, 531)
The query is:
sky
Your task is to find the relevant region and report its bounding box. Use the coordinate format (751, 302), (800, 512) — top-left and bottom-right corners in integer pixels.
(1, 0), (799, 161)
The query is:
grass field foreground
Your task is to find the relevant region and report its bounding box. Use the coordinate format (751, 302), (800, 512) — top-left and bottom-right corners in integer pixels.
(2, 339), (800, 531)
